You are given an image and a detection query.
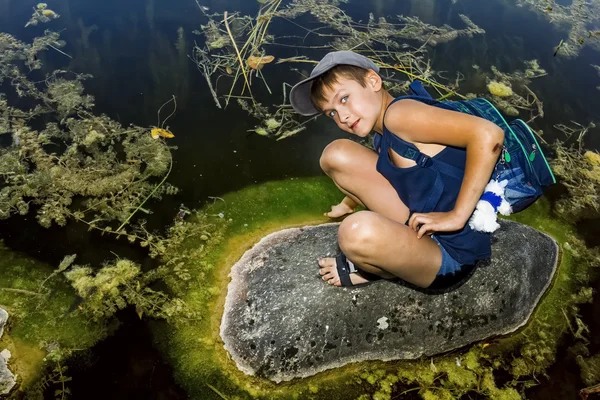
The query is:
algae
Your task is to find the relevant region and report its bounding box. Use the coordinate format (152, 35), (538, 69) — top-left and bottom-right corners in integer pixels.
(0, 242), (109, 396)
(150, 176), (599, 400)
(487, 81), (514, 97)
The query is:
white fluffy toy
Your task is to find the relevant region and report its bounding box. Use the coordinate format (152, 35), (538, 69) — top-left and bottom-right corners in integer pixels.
(468, 179), (512, 233)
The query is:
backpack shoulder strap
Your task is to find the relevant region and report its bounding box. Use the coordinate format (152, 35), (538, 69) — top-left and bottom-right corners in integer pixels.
(408, 80), (433, 99)
(381, 95), (464, 181)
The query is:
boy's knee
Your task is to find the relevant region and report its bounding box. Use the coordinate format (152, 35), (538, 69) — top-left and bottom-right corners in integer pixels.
(338, 211), (378, 255)
(319, 139), (354, 173)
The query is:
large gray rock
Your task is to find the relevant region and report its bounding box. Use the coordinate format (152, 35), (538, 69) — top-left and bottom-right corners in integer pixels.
(0, 308), (15, 395)
(0, 352), (15, 396)
(0, 309), (7, 339)
(221, 220), (558, 383)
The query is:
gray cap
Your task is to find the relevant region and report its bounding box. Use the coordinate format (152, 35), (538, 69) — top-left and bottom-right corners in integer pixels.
(289, 51), (380, 116)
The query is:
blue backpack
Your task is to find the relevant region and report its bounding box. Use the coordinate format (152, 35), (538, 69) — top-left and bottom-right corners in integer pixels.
(390, 80), (556, 213)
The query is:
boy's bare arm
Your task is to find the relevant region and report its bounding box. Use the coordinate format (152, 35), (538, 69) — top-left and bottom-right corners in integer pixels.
(384, 99), (504, 237)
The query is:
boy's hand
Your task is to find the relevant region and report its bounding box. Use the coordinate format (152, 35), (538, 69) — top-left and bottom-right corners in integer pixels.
(324, 202), (355, 219)
(408, 211), (466, 239)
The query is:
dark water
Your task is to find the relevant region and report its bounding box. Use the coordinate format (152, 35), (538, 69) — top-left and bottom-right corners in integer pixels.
(1, 0), (599, 398)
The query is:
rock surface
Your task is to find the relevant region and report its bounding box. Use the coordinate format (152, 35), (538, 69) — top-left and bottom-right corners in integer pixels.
(0, 308), (15, 395)
(221, 220), (559, 383)
(0, 309), (7, 339)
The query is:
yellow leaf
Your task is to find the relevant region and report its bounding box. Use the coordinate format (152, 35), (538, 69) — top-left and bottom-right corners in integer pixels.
(151, 128), (175, 139)
(247, 55), (275, 70)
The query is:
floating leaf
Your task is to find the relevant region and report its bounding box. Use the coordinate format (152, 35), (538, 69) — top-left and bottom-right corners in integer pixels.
(151, 128), (175, 139)
(246, 55), (275, 70)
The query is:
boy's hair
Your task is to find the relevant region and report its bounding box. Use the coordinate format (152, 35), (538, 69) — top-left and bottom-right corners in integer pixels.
(310, 64), (369, 112)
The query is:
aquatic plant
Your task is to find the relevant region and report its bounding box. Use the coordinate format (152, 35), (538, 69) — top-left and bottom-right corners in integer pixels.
(516, 0), (600, 58)
(0, 19), (203, 397)
(465, 61), (546, 122)
(190, 0), (487, 140)
(237, 95), (316, 140)
(25, 3), (60, 28)
(0, 26), (180, 253)
(64, 258), (197, 323)
(487, 81), (514, 97)
(0, 242), (108, 398)
(273, 1), (484, 49)
(551, 144), (600, 221)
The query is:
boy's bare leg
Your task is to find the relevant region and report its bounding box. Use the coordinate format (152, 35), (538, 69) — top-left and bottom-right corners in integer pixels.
(320, 139), (410, 224)
(319, 211), (442, 287)
(324, 195), (359, 218)
(319, 138), (442, 287)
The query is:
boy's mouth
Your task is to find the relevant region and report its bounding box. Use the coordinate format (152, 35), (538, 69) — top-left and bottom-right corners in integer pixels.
(350, 119), (360, 130)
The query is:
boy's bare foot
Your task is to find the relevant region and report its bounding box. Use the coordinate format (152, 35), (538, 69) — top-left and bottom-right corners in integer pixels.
(324, 202), (355, 219)
(318, 257), (369, 287)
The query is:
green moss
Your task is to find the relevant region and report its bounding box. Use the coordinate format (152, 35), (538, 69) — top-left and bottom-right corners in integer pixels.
(153, 181), (599, 400)
(0, 243), (109, 389)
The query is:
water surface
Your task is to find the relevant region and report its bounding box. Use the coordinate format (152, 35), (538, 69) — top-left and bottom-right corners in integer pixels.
(1, 0), (599, 398)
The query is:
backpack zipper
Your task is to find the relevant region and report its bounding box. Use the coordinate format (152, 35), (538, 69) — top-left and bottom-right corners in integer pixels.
(529, 144), (537, 161)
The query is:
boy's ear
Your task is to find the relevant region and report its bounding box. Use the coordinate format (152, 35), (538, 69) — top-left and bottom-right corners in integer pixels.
(366, 69), (383, 91)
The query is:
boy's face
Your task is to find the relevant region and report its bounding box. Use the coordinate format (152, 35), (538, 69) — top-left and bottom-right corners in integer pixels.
(319, 71), (382, 137)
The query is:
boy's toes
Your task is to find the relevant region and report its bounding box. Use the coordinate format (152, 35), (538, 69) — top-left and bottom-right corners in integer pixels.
(317, 256), (343, 286)
(329, 277), (341, 286)
(317, 257), (336, 268)
(321, 270), (335, 281)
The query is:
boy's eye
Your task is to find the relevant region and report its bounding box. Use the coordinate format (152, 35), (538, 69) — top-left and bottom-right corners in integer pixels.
(326, 96), (348, 118)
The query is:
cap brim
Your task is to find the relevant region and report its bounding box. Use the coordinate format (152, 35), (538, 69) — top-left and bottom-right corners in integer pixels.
(289, 74), (323, 117)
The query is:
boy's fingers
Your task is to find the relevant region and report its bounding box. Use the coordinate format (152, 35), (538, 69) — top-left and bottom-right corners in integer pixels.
(408, 213), (417, 229)
(417, 224), (430, 239)
(411, 214), (429, 232)
(408, 214), (417, 230)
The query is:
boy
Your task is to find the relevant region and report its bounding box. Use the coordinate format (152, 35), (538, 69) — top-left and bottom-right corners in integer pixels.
(290, 51), (504, 289)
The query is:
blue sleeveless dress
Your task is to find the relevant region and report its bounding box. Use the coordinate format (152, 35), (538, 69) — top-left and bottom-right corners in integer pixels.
(373, 98), (491, 265)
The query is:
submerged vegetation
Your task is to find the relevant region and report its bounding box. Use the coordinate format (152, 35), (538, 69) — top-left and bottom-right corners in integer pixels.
(517, 0), (600, 58)
(0, 6), (205, 396)
(190, 0), (489, 139)
(0, 27), (176, 243)
(0, 242), (108, 398)
(551, 147), (600, 221)
(0, 0), (599, 399)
